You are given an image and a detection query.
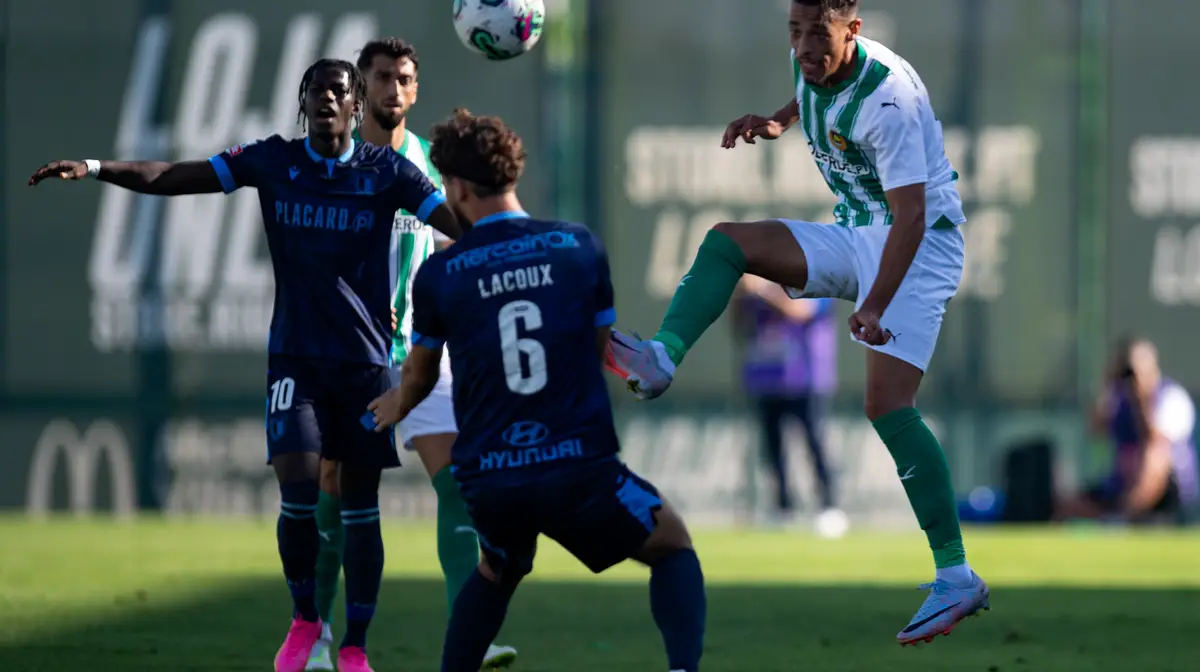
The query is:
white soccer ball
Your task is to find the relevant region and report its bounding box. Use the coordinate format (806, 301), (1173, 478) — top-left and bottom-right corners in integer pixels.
(814, 508), (850, 539)
(452, 0), (545, 60)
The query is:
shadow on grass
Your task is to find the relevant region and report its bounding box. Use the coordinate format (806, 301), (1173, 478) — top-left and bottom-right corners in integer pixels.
(3, 577), (1199, 672)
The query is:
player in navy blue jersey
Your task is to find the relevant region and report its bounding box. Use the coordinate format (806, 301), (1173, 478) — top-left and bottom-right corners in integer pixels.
(28, 58), (463, 672)
(366, 109), (708, 672)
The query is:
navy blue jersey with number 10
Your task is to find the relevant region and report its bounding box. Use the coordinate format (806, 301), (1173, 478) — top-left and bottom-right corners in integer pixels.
(208, 135), (445, 366)
(410, 212), (619, 491)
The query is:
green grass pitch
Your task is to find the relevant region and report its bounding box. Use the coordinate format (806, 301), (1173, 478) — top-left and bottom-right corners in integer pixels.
(1, 517), (1198, 671)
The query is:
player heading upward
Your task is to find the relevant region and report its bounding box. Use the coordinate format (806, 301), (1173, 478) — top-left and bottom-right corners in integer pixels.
(368, 109), (707, 672)
(607, 0), (989, 646)
(30, 58), (462, 672)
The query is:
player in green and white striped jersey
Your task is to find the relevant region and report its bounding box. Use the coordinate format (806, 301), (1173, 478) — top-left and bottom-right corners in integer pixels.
(306, 38), (517, 671)
(607, 0), (988, 647)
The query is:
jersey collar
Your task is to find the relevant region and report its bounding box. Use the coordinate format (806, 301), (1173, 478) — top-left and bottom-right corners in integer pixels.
(352, 127), (410, 155)
(304, 137), (356, 163)
(809, 40), (868, 98)
(474, 210), (529, 227)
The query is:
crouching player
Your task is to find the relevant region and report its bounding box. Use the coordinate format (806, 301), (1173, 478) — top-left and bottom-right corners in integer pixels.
(368, 109), (708, 672)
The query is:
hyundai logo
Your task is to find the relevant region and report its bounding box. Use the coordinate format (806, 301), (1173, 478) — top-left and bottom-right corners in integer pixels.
(502, 421), (550, 447)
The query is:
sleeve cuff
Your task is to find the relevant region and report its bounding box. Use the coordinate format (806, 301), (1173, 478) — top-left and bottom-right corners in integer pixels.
(411, 331), (445, 349)
(208, 156), (238, 194)
(416, 191), (447, 222)
(594, 307), (617, 328)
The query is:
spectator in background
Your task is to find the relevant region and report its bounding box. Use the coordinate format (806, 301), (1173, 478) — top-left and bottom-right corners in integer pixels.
(734, 275), (847, 538)
(1058, 337), (1198, 525)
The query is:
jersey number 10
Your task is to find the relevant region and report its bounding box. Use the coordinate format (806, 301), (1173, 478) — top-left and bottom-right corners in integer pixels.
(498, 300), (547, 395)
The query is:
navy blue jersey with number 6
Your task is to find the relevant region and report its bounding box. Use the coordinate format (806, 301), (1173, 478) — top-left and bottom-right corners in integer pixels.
(209, 135), (445, 366)
(409, 211), (619, 491)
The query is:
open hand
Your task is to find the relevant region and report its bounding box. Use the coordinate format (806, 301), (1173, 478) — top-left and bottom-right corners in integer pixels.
(29, 160), (88, 186)
(721, 114), (786, 148)
(366, 388), (405, 432)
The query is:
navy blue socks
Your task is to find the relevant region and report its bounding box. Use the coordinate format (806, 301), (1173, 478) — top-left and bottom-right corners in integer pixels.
(650, 549), (706, 672)
(441, 569), (516, 671)
(278, 481), (321, 622)
(340, 489), (384, 649)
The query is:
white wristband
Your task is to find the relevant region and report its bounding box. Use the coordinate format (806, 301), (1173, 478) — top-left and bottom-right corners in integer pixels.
(84, 159), (101, 178)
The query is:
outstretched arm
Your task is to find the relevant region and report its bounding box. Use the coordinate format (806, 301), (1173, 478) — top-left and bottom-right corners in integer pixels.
(770, 98), (801, 131)
(29, 159), (223, 195)
(721, 98), (800, 148)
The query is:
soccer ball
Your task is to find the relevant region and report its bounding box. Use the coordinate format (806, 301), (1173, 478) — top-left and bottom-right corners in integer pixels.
(452, 0), (545, 61)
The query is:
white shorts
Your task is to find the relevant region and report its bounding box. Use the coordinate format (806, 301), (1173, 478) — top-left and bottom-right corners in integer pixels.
(779, 220), (965, 371)
(393, 353), (458, 449)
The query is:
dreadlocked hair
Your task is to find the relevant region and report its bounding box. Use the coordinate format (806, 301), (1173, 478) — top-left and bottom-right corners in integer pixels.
(295, 58), (366, 132)
(428, 108), (525, 197)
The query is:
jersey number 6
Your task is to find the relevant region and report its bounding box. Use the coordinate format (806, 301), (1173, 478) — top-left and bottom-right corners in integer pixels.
(498, 300), (547, 395)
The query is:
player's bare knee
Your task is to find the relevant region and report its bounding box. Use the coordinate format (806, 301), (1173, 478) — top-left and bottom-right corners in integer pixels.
(318, 458), (340, 496)
(711, 220), (741, 239)
(633, 501), (693, 565)
(864, 352), (923, 421)
(712, 221), (759, 262)
(864, 392), (902, 422)
(477, 559), (500, 583)
(273, 452), (320, 485)
(864, 386), (917, 421)
(413, 433), (455, 479)
(478, 559), (527, 591)
(338, 463), (382, 498)
(713, 220), (807, 288)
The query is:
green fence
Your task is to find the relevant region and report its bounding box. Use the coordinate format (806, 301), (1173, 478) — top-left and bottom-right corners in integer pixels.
(1, 0), (1194, 522)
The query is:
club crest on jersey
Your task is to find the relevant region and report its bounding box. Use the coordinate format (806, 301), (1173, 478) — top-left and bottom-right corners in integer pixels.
(829, 130), (848, 151)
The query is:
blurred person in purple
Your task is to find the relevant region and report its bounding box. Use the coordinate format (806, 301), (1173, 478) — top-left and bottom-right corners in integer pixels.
(1058, 337), (1198, 525)
(735, 275), (847, 537)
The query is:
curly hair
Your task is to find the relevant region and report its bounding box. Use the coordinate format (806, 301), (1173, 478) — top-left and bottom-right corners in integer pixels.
(295, 58), (366, 132)
(357, 37), (419, 74)
(428, 109), (525, 196)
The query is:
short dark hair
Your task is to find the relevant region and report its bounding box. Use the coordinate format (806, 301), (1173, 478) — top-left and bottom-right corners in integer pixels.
(429, 109), (526, 196)
(295, 58), (365, 131)
(357, 37), (419, 74)
(794, 0), (859, 16)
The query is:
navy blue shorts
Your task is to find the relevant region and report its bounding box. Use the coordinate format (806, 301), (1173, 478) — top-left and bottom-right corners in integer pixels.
(463, 458), (662, 580)
(265, 355), (400, 469)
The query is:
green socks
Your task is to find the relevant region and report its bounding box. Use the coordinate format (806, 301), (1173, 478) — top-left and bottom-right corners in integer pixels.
(313, 470), (480, 624)
(654, 229), (748, 366)
(432, 466), (480, 610)
(314, 490), (344, 624)
(872, 408), (967, 569)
